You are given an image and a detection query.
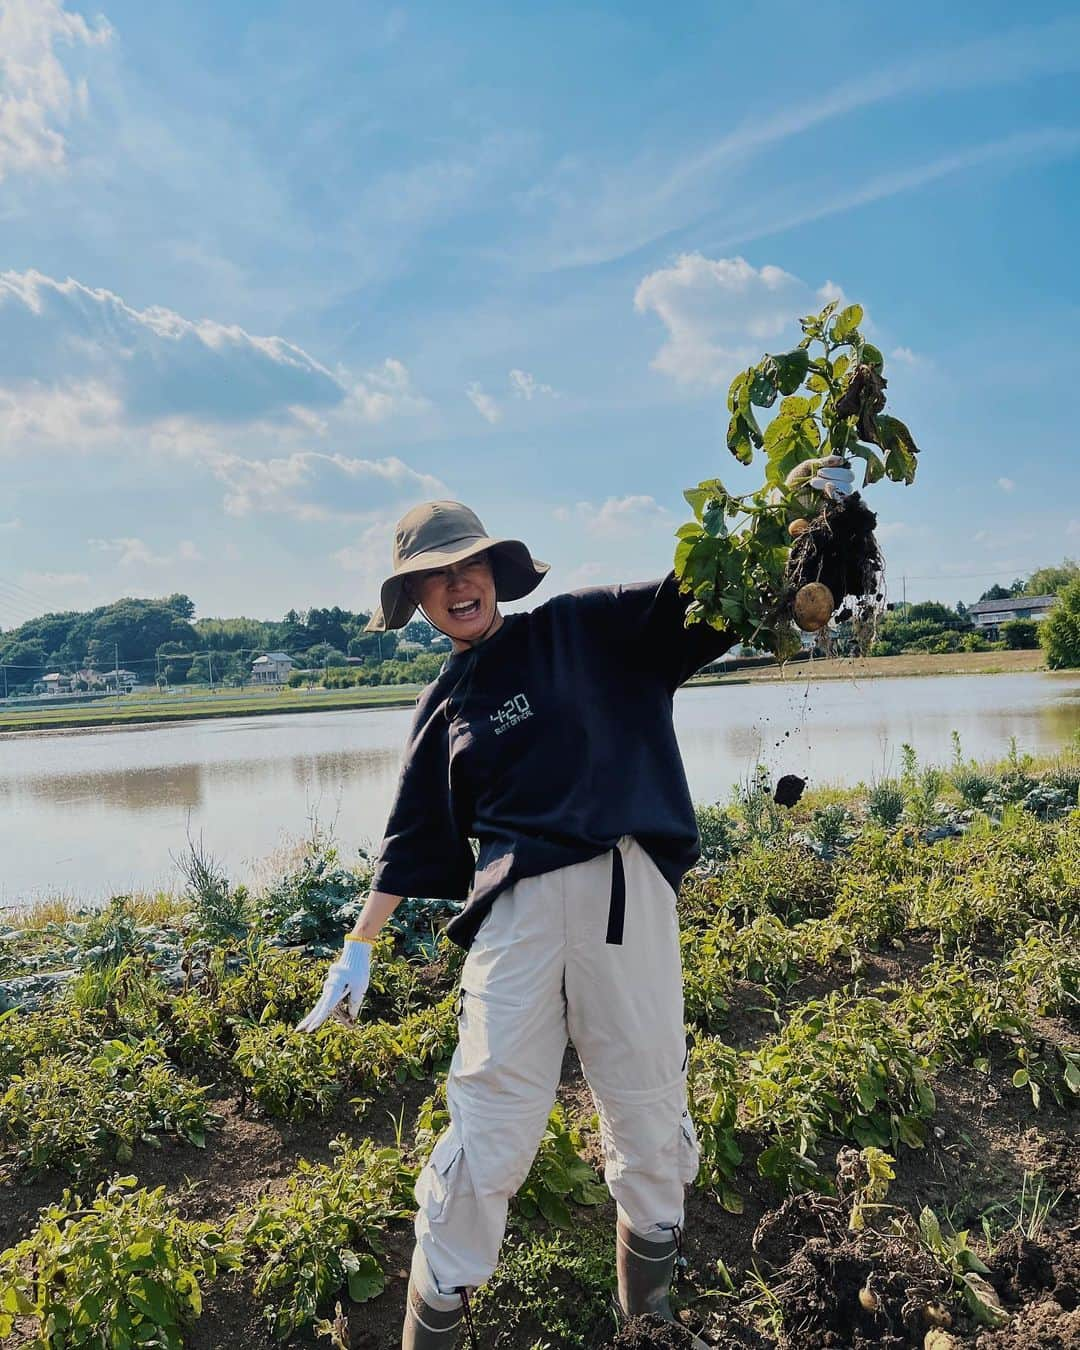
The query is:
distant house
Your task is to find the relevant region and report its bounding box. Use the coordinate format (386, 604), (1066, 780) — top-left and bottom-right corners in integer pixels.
(395, 639), (424, 655)
(967, 594), (1057, 637)
(38, 672), (73, 696)
(251, 651), (295, 685)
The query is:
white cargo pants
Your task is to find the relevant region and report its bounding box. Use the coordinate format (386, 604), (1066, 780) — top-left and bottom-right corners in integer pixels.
(412, 835), (699, 1305)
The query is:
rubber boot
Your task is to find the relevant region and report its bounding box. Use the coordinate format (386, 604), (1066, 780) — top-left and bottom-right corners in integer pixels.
(615, 1219), (710, 1347)
(401, 1274), (464, 1349)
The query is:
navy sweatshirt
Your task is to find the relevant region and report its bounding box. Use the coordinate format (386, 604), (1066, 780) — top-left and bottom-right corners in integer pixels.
(371, 573), (735, 949)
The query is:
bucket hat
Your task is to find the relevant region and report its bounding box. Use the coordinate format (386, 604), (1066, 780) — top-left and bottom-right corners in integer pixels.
(365, 500), (549, 631)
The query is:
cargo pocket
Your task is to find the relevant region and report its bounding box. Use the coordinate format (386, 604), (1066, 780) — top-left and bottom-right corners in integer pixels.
(416, 1124), (465, 1225)
(678, 1107), (700, 1186)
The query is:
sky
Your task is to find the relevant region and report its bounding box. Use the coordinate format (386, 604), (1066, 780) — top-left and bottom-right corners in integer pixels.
(1, 0), (1078, 630)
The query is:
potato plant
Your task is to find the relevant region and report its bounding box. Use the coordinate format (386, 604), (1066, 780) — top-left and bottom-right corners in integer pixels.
(0, 1175), (243, 1348)
(675, 299), (920, 656)
(0, 1039), (209, 1181)
(238, 1136), (416, 1340)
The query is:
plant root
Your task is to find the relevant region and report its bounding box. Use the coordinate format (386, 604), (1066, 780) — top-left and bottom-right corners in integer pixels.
(784, 494), (885, 649)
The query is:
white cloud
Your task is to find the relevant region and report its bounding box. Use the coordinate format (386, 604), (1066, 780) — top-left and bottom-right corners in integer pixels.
(342, 358), (428, 424)
(0, 0), (111, 181)
(509, 369), (557, 400)
(466, 382), (501, 424)
(634, 254), (830, 387)
(1066, 520), (1080, 537)
(554, 495), (669, 536)
(0, 270), (345, 424)
(0, 518), (21, 530)
(0, 271), (428, 467)
(998, 477), (1016, 492)
(0, 379), (122, 448)
(88, 537), (203, 567)
(891, 346), (921, 365)
(208, 451), (446, 521)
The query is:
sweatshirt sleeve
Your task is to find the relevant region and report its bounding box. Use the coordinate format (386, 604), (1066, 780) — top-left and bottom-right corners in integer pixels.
(573, 572), (737, 690)
(370, 697), (476, 902)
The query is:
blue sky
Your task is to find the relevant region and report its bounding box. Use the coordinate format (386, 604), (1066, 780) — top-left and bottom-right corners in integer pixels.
(1, 0), (1078, 627)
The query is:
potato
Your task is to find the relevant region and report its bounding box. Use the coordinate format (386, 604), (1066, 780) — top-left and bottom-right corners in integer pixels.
(793, 582), (835, 632)
(789, 517), (811, 538)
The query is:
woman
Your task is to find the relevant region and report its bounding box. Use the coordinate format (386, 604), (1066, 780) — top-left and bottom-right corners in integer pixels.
(299, 473), (851, 1348)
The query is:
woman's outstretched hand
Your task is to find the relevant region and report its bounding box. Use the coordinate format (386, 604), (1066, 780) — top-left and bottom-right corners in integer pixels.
(296, 937), (372, 1031)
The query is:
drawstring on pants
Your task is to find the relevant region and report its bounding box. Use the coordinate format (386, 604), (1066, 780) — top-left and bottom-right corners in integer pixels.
(670, 1222), (687, 1285)
(457, 1287), (479, 1348)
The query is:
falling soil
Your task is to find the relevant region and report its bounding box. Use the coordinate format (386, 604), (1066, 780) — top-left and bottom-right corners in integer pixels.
(772, 775), (806, 808)
(785, 494), (884, 640)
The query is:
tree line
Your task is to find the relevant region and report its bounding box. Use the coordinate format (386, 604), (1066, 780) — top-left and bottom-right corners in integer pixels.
(0, 596), (446, 695)
(2, 557), (1078, 696)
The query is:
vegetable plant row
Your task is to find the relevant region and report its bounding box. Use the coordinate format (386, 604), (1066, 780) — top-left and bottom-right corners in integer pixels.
(0, 742), (1076, 1346)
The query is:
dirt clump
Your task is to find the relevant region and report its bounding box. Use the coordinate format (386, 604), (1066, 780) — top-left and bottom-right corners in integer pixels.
(976, 1226), (1080, 1349)
(785, 494), (883, 643)
(749, 1185), (955, 1350)
(605, 1314), (698, 1347)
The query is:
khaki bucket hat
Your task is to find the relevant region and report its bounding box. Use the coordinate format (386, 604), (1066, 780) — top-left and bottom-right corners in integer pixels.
(365, 500), (550, 631)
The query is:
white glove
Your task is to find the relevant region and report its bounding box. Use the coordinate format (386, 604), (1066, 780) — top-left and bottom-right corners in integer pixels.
(296, 937), (372, 1032)
(785, 454), (856, 501)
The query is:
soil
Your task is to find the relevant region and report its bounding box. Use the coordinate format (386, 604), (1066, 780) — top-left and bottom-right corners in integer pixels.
(772, 776), (806, 808)
(604, 1314), (698, 1347)
(784, 493), (884, 638)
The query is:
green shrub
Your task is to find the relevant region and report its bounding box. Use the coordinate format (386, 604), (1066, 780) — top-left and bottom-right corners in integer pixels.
(0, 1039), (209, 1180)
(865, 777), (904, 828)
(0, 1175), (243, 1347)
(515, 1105), (607, 1227)
(240, 1136), (415, 1340)
(257, 830), (371, 949)
(1001, 618), (1039, 649)
(693, 802), (739, 871)
(177, 835), (251, 941)
(1039, 578), (1080, 668)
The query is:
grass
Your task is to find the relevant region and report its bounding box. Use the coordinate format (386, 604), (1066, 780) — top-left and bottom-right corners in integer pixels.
(691, 647), (1047, 685)
(0, 682), (423, 734)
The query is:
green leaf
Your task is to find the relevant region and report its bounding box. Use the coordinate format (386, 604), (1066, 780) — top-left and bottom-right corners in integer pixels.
(726, 415), (754, 465)
(862, 342), (884, 369)
(1012, 1068), (1030, 1088)
(347, 1254), (385, 1303)
(831, 304), (864, 342)
(919, 1206), (943, 1252)
(875, 414), (919, 483)
(702, 503), (727, 537)
(537, 1190), (574, 1227)
(749, 370), (778, 408)
(961, 1273), (1009, 1328)
(1065, 1059), (1080, 1094)
(765, 348), (810, 395)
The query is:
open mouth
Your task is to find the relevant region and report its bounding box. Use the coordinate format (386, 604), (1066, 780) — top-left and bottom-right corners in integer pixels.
(448, 599), (482, 620)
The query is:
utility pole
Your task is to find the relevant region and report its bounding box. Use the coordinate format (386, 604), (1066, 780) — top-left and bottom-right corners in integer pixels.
(902, 574), (907, 612)
(114, 643), (120, 706)
(208, 648), (214, 692)
(1, 664), (6, 700)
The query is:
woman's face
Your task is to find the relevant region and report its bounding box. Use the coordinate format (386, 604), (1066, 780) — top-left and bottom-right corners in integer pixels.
(411, 552), (501, 649)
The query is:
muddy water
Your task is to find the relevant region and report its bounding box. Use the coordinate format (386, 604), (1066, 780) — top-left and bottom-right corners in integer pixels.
(2, 672), (1078, 906)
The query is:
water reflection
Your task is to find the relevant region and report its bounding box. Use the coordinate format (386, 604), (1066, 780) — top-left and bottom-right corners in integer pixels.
(2, 674), (1077, 906)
